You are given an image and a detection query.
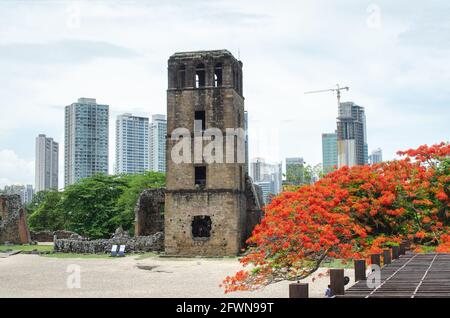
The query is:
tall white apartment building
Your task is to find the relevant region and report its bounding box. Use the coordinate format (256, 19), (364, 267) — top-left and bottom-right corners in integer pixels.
(64, 98), (109, 186)
(115, 113), (149, 174)
(149, 114), (167, 173)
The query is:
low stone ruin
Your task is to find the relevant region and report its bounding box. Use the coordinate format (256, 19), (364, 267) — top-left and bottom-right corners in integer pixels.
(30, 230), (83, 242)
(0, 194), (31, 244)
(54, 228), (164, 254)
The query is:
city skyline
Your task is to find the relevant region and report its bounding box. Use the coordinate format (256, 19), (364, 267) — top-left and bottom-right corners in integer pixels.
(1, 1), (449, 187)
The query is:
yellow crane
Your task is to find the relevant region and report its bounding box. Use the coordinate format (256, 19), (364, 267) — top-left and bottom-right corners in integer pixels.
(304, 84), (349, 107)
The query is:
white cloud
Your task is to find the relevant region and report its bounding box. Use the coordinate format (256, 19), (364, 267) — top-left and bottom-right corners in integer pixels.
(0, 150), (34, 188)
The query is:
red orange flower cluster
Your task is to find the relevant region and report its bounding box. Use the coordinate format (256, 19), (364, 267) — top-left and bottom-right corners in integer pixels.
(223, 142), (449, 293)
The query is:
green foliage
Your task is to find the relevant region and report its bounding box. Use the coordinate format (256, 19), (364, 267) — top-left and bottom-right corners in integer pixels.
(61, 174), (129, 239)
(27, 190), (65, 231)
(114, 171), (165, 234)
(25, 190), (48, 215)
(286, 164), (304, 185)
(25, 172), (166, 239)
(286, 163), (323, 186)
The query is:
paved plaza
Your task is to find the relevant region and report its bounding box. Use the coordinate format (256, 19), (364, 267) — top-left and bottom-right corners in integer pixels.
(0, 254), (354, 298)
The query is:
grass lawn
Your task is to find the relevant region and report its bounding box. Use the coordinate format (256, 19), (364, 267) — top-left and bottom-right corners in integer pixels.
(42, 252), (150, 259)
(42, 253), (114, 259)
(0, 244), (54, 252)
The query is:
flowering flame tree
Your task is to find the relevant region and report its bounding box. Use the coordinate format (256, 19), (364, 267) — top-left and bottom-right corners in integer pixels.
(222, 142), (449, 293)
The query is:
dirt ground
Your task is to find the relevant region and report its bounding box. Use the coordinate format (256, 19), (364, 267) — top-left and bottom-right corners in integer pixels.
(0, 254), (355, 298)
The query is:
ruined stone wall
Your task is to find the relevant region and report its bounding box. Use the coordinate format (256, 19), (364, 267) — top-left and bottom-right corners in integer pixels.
(0, 194), (31, 244)
(54, 232), (164, 254)
(134, 188), (165, 236)
(244, 176), (264, 242)
(165, 190), (246, 256)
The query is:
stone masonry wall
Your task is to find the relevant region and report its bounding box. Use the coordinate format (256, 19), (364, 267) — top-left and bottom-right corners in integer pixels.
(0, 194), (31, 244)
(244, 176), (264, 241)
(54, 232), (164, 254)
(165, 191), (246, 256)
(134, 188), (165, 236)
(165, 50), (247, 257)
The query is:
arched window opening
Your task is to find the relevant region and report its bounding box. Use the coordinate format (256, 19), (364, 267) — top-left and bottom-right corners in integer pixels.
(195, 63), (205, 88)
(214, 63), (222, 87)
(177, 64), (186, 88)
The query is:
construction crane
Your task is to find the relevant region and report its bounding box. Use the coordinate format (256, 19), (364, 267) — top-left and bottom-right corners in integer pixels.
(304, 84), (349, 107)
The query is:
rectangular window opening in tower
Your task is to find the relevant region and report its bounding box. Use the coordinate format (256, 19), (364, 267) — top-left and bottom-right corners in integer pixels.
(194, 166), (206, 187)
(194, 110), (206, 132)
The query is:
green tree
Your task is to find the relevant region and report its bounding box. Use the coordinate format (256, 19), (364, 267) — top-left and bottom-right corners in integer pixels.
(27, 190), (65, 231)
(303, 163), (323, 184)
(26, 190), (48, 215)
(61, 174), (128, 239)
(286, 164), (304, 185)
(115, 171), (165, 233)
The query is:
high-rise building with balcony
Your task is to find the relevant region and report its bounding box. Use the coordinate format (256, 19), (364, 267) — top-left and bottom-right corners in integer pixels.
(64, 98), (109, 186)
(115, 113), (149, 174)
(337, 102), (368, 167)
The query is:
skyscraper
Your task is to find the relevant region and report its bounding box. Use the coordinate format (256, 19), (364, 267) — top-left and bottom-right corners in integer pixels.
(23, 185), (34, 204)
(337, 102), (368, 168)
(115, 113), (149, 174)
(35, 134), (59, 192)
(369, 148), (383, 164)
(322, 131), (338, 173)
(250, 158), (282, 203)
(285, 157), (305, 185)
(64, 98), (109, 186)
(149, 114), (167, 173)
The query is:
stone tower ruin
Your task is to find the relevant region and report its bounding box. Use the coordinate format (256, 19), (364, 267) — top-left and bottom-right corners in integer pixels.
(164, 50), (249, 256)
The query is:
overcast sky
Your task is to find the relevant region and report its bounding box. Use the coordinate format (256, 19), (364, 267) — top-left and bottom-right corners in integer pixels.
(0, 0), (449, 188)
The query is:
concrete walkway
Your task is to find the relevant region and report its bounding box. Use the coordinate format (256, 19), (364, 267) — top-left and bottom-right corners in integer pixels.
(0, 254), (354, 298)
